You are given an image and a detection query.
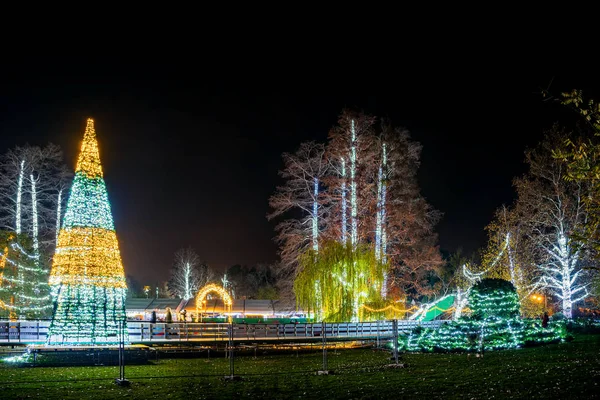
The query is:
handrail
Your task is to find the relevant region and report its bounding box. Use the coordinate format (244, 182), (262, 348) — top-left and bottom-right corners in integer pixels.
(0, 319), (448, 344)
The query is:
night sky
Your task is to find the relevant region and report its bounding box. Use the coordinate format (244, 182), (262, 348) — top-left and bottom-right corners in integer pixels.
(1, 66), (597, 285)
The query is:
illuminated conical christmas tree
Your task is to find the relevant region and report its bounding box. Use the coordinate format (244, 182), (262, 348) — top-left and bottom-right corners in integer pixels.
(47, 118), (127, 345)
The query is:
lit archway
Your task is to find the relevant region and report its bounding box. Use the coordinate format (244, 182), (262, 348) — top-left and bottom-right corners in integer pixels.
(195, 283), (233, 322)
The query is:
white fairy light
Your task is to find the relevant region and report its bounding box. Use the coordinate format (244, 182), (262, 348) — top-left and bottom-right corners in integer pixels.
(15, 160), (24, 234)
(350, 119), (358, 248)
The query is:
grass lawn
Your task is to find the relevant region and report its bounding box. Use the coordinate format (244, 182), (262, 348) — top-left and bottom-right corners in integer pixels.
(0, 334), (599, 399)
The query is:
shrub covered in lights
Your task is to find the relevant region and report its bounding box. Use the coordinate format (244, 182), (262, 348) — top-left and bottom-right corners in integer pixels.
(401, 278), (566, 352)
(46, 119), (127, 345)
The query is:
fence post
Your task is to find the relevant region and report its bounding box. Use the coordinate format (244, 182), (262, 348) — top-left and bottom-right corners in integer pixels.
(229, 322), (234, 375)
(223, 321), (241, 381)
(393, 319), (399, 365)
(317, 321), (329, 375)
(115, 320), (130, 386)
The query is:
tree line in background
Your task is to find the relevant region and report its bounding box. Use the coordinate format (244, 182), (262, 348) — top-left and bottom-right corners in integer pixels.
(126, 246), (279, 302)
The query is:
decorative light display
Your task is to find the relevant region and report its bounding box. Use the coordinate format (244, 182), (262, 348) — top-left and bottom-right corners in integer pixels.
(295, 241), (387, 322)
(30, 174), (39, 259)
(46, 118), (127, 345)
(15, 160), (24, 235)
(195, 283), (233, 322)
(380, 142), (387, 264)
(361, 303), (419, 314)
(375, 157), (383, 261)
(340, 157), (347, 243)
(376, 142), (388, 297)
(312, 177), (319, 252)
(410, 293), (456, 321)
(55, 189), (62, 246)
(537, 232), (588, 319)
(0, 233), (52, 319)
(400, 279), (566, 352)
(350, 119), (358, 248)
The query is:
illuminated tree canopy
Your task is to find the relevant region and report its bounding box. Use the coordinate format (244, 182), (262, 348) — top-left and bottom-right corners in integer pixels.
(294, 241), (387, 322)
(47, 118), (127, 345)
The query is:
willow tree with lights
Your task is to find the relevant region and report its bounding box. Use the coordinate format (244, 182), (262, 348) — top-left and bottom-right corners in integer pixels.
(47, 119), (127, 345)
(294, 240), (387, 322)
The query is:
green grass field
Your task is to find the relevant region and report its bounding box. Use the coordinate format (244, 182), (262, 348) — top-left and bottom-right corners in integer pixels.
(1, 334), (599, 399)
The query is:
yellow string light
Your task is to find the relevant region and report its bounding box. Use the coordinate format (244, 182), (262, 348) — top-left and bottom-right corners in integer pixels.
(196, 283), (233, 309)
(75, 118), (103, 179)
(0, 245), (7, 286)
(49, 227), (126, 288)
(360, 304), (420, 313)
(195, 283), (233, 322)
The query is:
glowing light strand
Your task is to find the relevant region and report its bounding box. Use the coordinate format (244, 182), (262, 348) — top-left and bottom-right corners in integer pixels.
(380, 143), (388, 297)
(55, 189), (62, 246)
(350, 119), (358, 248)
(184, 262), (192, 300)
(360, 304), (420, 313)
(15, 160), (24, 234)
(312, 176), (318, 252)
(340, 158), (347, 243)
(30, 174), (39, 260)
(375, 162), (383, 260)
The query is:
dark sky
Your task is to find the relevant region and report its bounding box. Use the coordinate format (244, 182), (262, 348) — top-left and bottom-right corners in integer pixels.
(0, 65), (597, 286)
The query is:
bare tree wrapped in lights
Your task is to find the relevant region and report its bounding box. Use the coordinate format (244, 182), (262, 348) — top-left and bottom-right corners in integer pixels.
(0, 144), (70, 319)
(512, 128), (597, 319)
(479, 205), (541, 317)
(167, 247), (214, 299)
(268, 141), (328, 306)
(47, 118), (128, 345)
(270, 109), (442, 320)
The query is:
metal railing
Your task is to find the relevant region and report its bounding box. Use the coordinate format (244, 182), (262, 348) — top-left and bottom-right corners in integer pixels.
(0, 319), (447, 345)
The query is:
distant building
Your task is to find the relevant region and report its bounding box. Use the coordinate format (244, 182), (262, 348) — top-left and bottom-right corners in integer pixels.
(125, 298), (186, 321)
(183, 298), (304, 321)
(125, 297), (306, 322)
